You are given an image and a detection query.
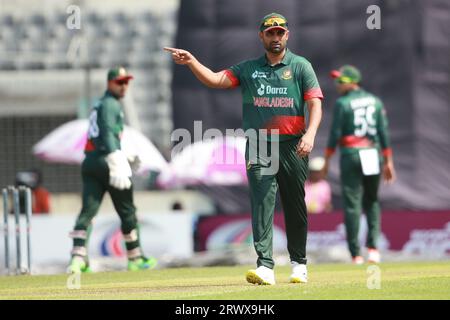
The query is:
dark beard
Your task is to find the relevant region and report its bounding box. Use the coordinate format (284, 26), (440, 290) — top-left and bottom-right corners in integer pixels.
(265, 42), (285, 54)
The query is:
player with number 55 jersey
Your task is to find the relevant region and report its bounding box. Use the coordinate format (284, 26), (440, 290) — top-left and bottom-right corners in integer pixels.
(323, 65), (396, 265)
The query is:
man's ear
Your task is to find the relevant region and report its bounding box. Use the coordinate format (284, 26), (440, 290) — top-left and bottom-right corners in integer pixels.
(258, 31), (263, 41)
(285, 30), (290, 41)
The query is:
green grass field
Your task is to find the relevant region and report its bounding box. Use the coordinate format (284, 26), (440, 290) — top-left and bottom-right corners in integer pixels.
(0, 261), (449, 300)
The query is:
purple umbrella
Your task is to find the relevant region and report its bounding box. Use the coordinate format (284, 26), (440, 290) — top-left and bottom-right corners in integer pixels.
(32, 119), (168, 175)
(158, 136), (248, 187)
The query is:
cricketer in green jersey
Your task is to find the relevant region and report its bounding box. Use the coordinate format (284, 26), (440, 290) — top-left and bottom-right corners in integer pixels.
(324, 65), (396, 265)
(165, 13), (323, 285)
(68, 67), (157, 273)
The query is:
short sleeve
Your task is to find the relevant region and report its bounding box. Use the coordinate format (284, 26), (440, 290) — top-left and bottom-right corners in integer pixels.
(225, 61), (247, 88)
(224, 69), (240, 88)
(301, 62), (324, 100)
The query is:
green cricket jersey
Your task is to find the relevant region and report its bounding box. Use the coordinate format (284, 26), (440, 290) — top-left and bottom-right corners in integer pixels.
(326, 88), (392, 157)
(225, 49), (323, 141)
(84, 90), (124, 156)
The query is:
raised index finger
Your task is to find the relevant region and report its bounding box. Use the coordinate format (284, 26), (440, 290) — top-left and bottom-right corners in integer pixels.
(163, 47), (179, 53)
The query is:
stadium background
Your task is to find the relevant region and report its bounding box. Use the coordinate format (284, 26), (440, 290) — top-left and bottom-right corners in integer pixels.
(0, 0), (449, 273)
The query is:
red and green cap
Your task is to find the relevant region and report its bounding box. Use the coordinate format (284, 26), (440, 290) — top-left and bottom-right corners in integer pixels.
(107, 66), (134, 82)
(260, 13), (289, 32)
(330, 65), (361, 84)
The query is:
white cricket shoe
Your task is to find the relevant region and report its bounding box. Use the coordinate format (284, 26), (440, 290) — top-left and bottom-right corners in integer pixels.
(246, 266), (276, 285)
(289, 262), (308, 283)
(367, 248), (381, 263)
(352, 256), (365, 265)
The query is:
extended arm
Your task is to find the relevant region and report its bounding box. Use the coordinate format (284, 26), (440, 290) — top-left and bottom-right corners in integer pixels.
(164, 47), (233, 89)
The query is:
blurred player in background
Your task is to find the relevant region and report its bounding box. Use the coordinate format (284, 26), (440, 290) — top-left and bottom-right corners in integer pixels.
(68, 67), (157, 273)
(323, 65), (396, 264)
(305, 157), (332, 214)
(165, 13), (323, 285)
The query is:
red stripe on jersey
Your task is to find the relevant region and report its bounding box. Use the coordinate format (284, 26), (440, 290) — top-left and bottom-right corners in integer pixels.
(304, 87), (324, 100)
(382, 148), (393, 157)
(84, 139), (96, 152)
(339, 135), (373, 148)
(263, 115), (305, 135)
(325, 148), (336, 157)
(223, 70), (240, 88)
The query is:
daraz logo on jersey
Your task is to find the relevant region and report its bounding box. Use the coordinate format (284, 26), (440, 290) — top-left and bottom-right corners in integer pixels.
(256, 84), (288, 96)
(257, 84), (265, 96)
(254, 84), (293, 108)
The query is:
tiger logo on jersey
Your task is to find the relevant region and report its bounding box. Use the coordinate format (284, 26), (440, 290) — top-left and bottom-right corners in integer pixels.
(282, 69), (292, 80)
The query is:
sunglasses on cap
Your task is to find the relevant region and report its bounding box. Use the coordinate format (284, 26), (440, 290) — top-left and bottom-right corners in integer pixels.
(114, 79), (129, 86)
(262, 17), (288, 28)
(335, 76), (356, 84)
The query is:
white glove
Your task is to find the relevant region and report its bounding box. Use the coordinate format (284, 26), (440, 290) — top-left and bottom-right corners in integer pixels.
(128, 155), (141, 173)
(105, 150), (132, 190)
